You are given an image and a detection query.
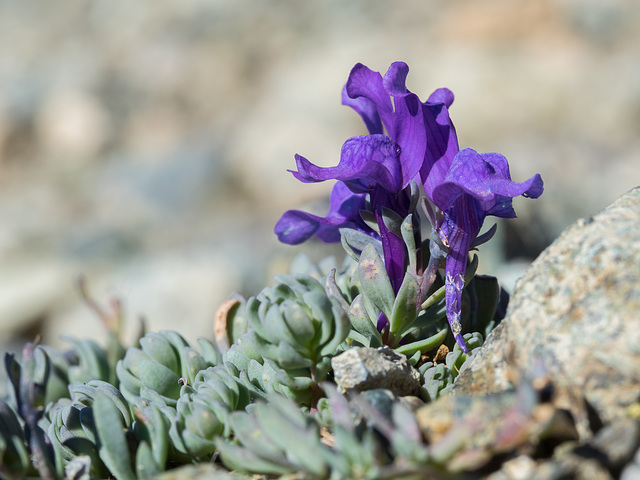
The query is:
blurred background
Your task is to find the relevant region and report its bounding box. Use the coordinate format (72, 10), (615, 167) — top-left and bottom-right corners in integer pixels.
(1, 0), (639, 354)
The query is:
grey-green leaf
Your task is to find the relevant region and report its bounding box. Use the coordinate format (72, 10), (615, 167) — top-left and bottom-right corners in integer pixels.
(93, 392), (136, 480)
(395, 328), (447, 357)
(358, 243), (395, 320)
(389, 272), (420, 340)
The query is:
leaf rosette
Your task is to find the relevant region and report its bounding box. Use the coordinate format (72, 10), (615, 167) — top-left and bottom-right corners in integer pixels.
(169, 364), (253, 459)
(116, 331), (221, 407)
(45, 380), (132, 479)
(246, 274), (350, 381)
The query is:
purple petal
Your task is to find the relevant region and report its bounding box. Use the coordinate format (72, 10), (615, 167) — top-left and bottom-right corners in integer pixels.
(275, 210), (328, 244)
(382, 61), (410, 96)
(370, 186), (408, 293)
(480, 195), (516, 218)
(444, 257), (469, 353)
(437, 200), (480, 354)
(291, 135), (403, 193)
(426, 88), (455, 108)
(275, 183), (371, 244)
(394, 93), (426, 185)
(427, 149), (544, 215)
(341, 84), (383, 135)
(423, 153), (453, 207)
(420, 91), (459, 183)
(381, 62), (430, 188)
(345, 64), (395, 138)
(438, 215), (471, 353)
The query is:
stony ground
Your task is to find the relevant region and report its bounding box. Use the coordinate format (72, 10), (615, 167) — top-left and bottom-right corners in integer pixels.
(1, 0), (639, 358)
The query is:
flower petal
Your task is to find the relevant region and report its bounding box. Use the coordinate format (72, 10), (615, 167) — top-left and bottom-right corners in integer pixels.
(438, 201), (478, 354)
(382, 63), (426, 188)
(275, 210), (326, 244)
(393, 93), (427, 187)
(444, 261), (469, 353)
(341, 84), (383, 135)
(426, 88), (455, 108)
(345, 63), (395, 137)
(382, 61), (410, 96)
(274, 183), (372, 244)
(427, 149), (544, 216)
(420, 89), (459, 183)
(291, 135), (402, 193)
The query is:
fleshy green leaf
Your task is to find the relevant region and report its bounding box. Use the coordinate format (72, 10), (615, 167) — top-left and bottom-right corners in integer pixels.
(254, 400), (328, 478)
(137, 359), (181, 401)
(347, 295), (382, 347)
(395, 328), (447, 357)
(381, 207), (404, 236)
(136, 441), (161, 479)
(93, 392), (136, 480)
(340, 228), (383, 257)
(319, 303), (350, 357)
(139, 333), (179, 373)
(389, 272), (420, 341)
(276, 341), (313, 369)
(358, 243), (395, 320)
(282, 299), (317, 348)
(216, 440), (293, 475)
(400, 214), (418, 274)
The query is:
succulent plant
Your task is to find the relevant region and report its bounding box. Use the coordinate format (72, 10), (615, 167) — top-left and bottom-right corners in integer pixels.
(36, 335), (121, 410)
(116, 330), (221, 407)
(4, 343), (59, 479)
(218, 385), (435, 480)
(216, 393), (331, 478)
(130, 396), (175, 479)
(44, 381), (133, 476)
(169, 364), (253, 459)
(233, 274), (350, 409)
(224, 331), (313, 406)
(328, 234), (481, 357)
(43, 378), (181, 480)
(247, 274), (350, 376)
(0, 399), (30, 480)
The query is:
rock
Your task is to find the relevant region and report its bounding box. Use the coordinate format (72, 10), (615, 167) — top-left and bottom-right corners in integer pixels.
(588, 419), (640, 474)
(621, 446), (640, 480)
(534, 453), (615, 480)
(331, 346), (421, 397)
(486, 455), (537, 480)
(415, 379), (578, 470)
(453, 186), (640, 433)
(352, 389), (397, 422)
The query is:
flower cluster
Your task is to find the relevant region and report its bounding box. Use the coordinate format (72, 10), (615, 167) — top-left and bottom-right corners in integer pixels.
(275, 61), (543, 352)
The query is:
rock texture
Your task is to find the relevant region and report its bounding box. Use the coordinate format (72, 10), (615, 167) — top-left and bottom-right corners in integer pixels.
(453, 186), (640, 429)
(414, 187), (640, 477)
(331, 346), (421, 397)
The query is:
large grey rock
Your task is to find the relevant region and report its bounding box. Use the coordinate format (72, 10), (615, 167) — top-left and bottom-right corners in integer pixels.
(454, 186), (640, 431)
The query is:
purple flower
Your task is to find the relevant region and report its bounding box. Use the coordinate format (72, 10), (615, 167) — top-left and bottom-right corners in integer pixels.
(274, 60), (544, 350)
(341, 62), (458, 188)
(275, 181), (374, 244)
(279, 62), (455, 293)
(425, 148), (543, 352)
